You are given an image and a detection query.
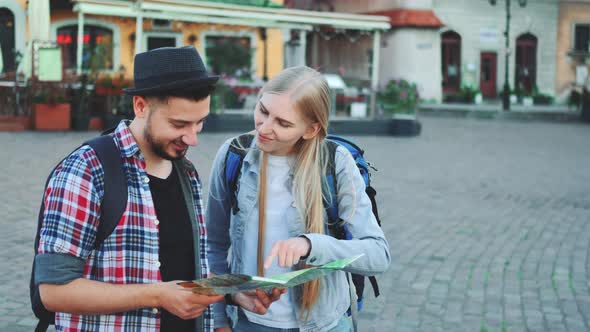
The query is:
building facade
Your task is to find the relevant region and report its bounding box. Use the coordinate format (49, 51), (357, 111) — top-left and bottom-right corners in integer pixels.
(0, 0), (387, 80)
(306, 0), (561, 103)
(0, 0), (388, 118)
(556, 0), (590, 100)
(434, 0), (559, 102)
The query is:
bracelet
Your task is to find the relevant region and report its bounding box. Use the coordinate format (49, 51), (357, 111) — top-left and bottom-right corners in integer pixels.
(224, 293), (235, 306)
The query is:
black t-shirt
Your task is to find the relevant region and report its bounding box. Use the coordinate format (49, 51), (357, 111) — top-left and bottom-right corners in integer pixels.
(148, 165), (196, 332)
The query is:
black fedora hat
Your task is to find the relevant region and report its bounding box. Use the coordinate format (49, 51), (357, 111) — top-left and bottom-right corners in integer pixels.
(124, 46), (219, 96)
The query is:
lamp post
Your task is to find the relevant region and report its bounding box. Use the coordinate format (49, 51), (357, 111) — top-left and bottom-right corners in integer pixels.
(489, 0), (527, 111)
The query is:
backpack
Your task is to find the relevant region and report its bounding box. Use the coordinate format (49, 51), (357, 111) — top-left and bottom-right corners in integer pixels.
(223, 133), (381, 312)
(30, 133), (128, 332)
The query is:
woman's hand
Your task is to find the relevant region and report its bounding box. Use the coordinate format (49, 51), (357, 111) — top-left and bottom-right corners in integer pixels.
(232, 288), (286, 315)
(264, 237), (311, 269)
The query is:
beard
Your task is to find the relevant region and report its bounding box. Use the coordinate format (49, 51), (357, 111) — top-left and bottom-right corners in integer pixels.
(144, 116), (187, 161)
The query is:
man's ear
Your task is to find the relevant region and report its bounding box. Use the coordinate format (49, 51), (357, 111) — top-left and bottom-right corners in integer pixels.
(133, 96), (149, 118)
(302, 122), (321, 140)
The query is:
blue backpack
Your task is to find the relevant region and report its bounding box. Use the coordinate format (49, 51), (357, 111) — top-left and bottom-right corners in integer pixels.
(224, 134), (381, 312)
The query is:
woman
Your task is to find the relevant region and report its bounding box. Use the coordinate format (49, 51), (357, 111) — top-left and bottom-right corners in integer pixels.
(206, 66), (390, 332)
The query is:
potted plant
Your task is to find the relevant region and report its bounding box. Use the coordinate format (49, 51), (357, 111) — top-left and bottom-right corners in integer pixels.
(532, 86), (554, 106)
(459, 84), (482, 104)
(70, 74), (95, 131)
(568, 88), (583, 111)
(103, 93), (134, 129)
(474, 91), (483, 104)
(521, 86), (534, 107)
(32, 82), (70, 130)
(96, 71), (132, 129)
(378, 79), (421, 136)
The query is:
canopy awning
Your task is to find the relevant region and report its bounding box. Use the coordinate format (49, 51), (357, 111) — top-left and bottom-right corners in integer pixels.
(72, 0), (390, 31)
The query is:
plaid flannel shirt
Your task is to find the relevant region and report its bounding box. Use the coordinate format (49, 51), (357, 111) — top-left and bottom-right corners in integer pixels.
(37, 121), (212, 331)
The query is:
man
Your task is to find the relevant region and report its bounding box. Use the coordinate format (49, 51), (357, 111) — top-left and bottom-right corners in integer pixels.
(34, 46), (280, 332)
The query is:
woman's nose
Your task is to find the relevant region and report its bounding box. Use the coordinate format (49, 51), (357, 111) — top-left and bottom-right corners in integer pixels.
(258, 118), (273, 134)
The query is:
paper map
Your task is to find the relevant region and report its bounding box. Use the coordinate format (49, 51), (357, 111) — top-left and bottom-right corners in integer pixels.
(178, 255), (362, 295)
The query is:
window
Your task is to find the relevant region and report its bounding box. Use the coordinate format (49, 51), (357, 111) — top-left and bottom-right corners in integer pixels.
(574, 24), (590, 53)
(205, 36), (252, 79)
(56, 24), (114, 70)
(203, 33), (257, 111)
(0, 7), (16, 73)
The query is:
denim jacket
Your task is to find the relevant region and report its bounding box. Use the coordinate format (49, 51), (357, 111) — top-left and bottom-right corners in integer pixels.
(206, 136), (391, 332)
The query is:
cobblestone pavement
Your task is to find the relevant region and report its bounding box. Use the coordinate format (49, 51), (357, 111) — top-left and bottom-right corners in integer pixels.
(1, 117), (589, 331)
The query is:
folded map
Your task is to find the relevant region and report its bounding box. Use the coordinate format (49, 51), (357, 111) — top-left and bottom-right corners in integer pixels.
(178, 254), (363, 295)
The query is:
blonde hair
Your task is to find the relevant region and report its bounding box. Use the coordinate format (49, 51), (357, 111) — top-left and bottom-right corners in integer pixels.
(256, 66), (331, 316)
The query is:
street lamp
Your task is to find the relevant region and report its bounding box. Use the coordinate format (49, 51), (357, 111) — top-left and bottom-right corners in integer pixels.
(489, 0), (527, 111)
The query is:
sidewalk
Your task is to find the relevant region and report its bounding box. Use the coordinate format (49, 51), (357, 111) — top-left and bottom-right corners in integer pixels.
(419, 102), (582, 122)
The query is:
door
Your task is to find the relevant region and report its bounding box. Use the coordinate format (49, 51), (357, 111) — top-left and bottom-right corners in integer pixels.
(441, 31), (461, 94)
(515, 33), (537, 94)
(479, 52), (497, 98)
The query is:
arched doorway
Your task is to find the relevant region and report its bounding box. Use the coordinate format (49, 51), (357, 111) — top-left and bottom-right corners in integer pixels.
(0, 7), (15, 73)
(515, 33), (537, 94)
(441, 30), (461, 94)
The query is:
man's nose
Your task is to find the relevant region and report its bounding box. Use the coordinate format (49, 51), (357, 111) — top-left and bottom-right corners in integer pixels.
(181, 123), (202, 146)
(182, 132), (198, 146)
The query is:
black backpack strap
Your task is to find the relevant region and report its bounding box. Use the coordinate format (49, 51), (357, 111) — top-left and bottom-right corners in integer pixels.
(35, 320), (50, 332)
(365, 186), (381, 227)
(224, 134), (254, 215)
(84, 135), (128, 249)
(369, 276), (380, 297)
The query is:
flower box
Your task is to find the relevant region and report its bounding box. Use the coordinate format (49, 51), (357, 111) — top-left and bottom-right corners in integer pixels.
(34, 103), (71, 131)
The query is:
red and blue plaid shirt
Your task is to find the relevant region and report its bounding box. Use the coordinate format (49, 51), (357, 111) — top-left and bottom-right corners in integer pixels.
(38, 121), (212, 331)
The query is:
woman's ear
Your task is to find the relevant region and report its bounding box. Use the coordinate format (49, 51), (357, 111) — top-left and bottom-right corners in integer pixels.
(302, 122), (321, 140)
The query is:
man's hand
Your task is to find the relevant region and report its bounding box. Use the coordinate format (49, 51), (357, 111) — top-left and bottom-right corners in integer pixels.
(232, 288), (286, 315)
(156, 281), (223, 320)
(264, 237), (311, 269)
(214, 328), (232, 332)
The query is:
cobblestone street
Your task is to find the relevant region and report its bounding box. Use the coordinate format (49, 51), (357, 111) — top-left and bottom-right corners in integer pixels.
(1, 117), (589, 331)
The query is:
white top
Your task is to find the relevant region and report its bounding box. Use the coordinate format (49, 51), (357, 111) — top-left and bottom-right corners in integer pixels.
(242, 154), (299, 328)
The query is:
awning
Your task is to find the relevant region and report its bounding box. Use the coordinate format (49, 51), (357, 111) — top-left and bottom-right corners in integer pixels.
(73, 0), (390, 31)
(70, 0), (389, 119)
(367, 9), (443, 29)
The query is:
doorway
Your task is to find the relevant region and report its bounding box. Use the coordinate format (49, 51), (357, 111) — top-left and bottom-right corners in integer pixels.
(479, 52), (497, 98)
(515, 33), (537, 94)
(441, 30), (462, 94)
